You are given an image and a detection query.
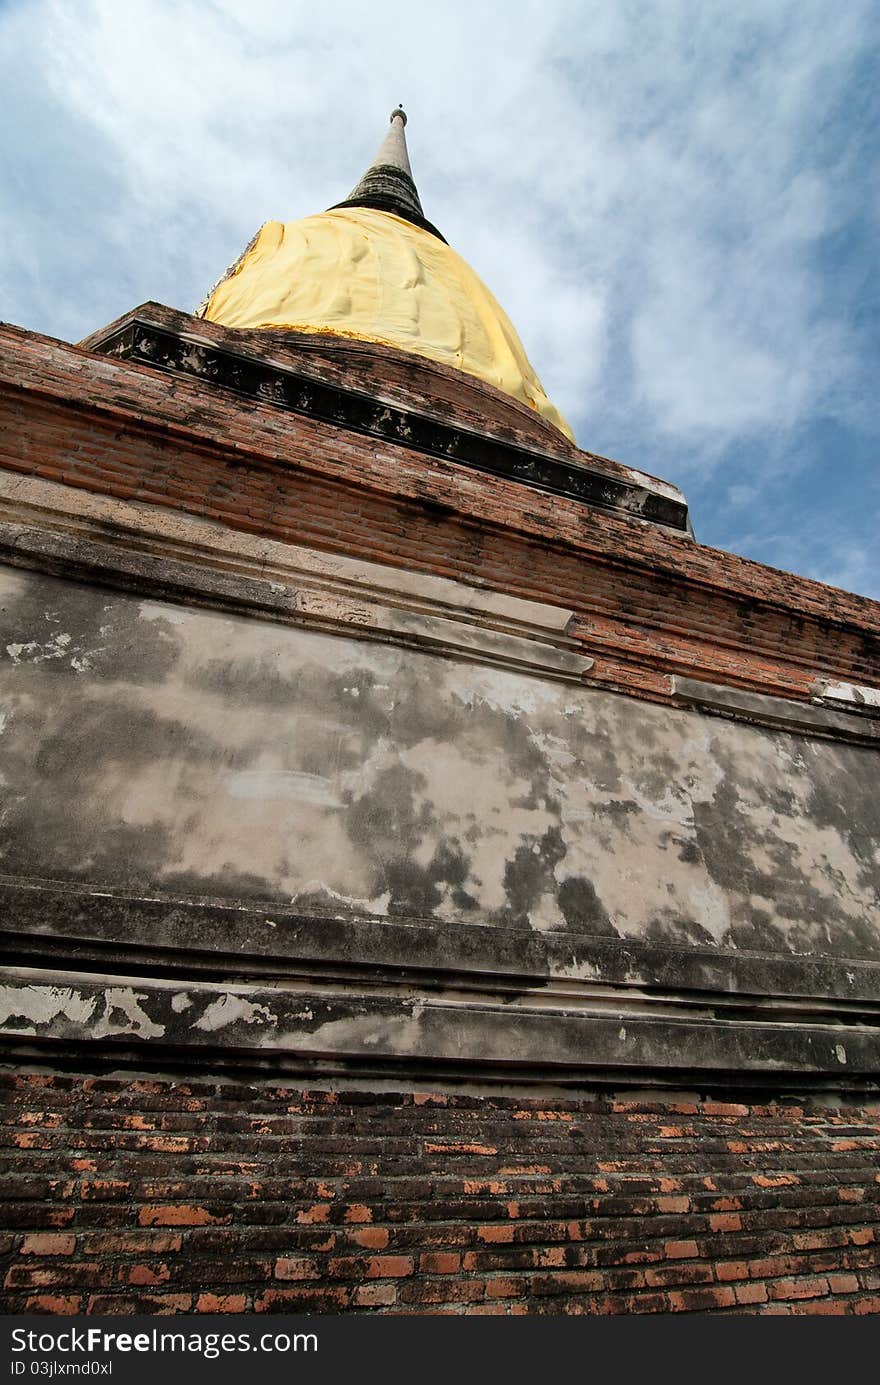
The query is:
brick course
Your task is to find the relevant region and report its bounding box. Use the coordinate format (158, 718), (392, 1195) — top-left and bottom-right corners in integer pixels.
(1, 1069), (878, 1315)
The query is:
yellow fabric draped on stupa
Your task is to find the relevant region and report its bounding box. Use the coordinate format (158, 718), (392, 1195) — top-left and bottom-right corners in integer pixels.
(201, 206), (574, 442)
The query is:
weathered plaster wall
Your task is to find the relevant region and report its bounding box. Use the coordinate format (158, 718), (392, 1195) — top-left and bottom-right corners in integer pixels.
(1, 564), (876, 960)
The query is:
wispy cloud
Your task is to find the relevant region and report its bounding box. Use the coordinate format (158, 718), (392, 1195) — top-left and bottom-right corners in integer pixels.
(2, 0), (878, 596)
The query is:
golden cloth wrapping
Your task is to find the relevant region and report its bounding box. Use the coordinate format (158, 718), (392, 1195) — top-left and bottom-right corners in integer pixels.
(202, 207), (573, 441)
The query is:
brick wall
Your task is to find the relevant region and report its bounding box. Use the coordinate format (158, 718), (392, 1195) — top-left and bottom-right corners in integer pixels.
(2, 1069), (878, 1316)
(1, 328), (878, 708)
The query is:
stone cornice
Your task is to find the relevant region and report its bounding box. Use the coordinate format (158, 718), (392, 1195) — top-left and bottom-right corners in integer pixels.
(85, 312), (690, 532)
(2, 880), (879, 1087)
(672, 676), (880, 746)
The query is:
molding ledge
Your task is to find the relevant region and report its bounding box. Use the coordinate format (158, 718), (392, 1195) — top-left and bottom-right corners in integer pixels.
(2, 965), (878, 1086)
(671, 675), (880, 745)
(82, 305), (692, 534)
(811, 678), (880, 720)
(0, 472), (591, 683)
(2, 880), (879, 1088)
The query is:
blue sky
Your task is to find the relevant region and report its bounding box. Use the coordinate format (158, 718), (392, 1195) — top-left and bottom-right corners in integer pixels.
(2, 0), (878, 598)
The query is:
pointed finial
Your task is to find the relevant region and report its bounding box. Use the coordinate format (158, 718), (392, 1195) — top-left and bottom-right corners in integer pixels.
(329, 105), (445, 241)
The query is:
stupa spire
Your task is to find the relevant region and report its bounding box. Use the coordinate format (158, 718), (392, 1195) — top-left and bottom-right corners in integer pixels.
(330, 107), (446, 241)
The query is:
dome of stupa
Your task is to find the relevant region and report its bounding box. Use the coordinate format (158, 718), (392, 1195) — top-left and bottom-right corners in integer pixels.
(197, 109), (573, 442)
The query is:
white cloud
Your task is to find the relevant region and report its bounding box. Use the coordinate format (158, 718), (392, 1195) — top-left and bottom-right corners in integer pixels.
(6, 3), (873, 417)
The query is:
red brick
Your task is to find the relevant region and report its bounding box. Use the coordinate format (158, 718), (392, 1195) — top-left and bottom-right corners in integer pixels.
(645, 1264), (713, 1289)
(478, 1226), (515, 1244)
(534, 1247), (567, 1268)
(254, 1287), (348, 1311)
(20, 1234), (75, 1257)
(747, 1257), (790, 1279)
(11, 1132), (54, 1149)
(667, 1287), (736, 1312)
(271, 1255), (318, 1282)
(138, 1205), (227, 1227)
(24, 1295), (82, 1315)
(790, 1300), (849, 1315)
(827, 1273), (859, 1294)
(365, 1256), (414, 1279)
(295, 1204), (332, 1224)
(119, 1264), (171, 1287)
(81, 1180), (130, 1200)
(399, 1278), (484, 1306)
(419, 1253), (461, 1274)
(735, 1283), (768, 1306)
(349, 1227), (389, 1250)
(343, 1204), (372, 1224)
(792, 1230), (845, 1252)
(768, 1277), (829, 1302)
(485, 1278), (521, 1299)
(196, 1294), (248, 1312)
(709, 1213), (742, 1233)
(82, 1232), (183, 1254)
(424, 1142), (497, 1155)
(86, 1294), (193, 1314)
(664, 1240), (699, 1260)
(354, 1283), (397, 1307)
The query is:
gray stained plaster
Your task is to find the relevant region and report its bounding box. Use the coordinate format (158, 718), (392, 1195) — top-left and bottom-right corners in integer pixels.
(0, 563), (877, 962)
(2, 966), (877, 1077)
